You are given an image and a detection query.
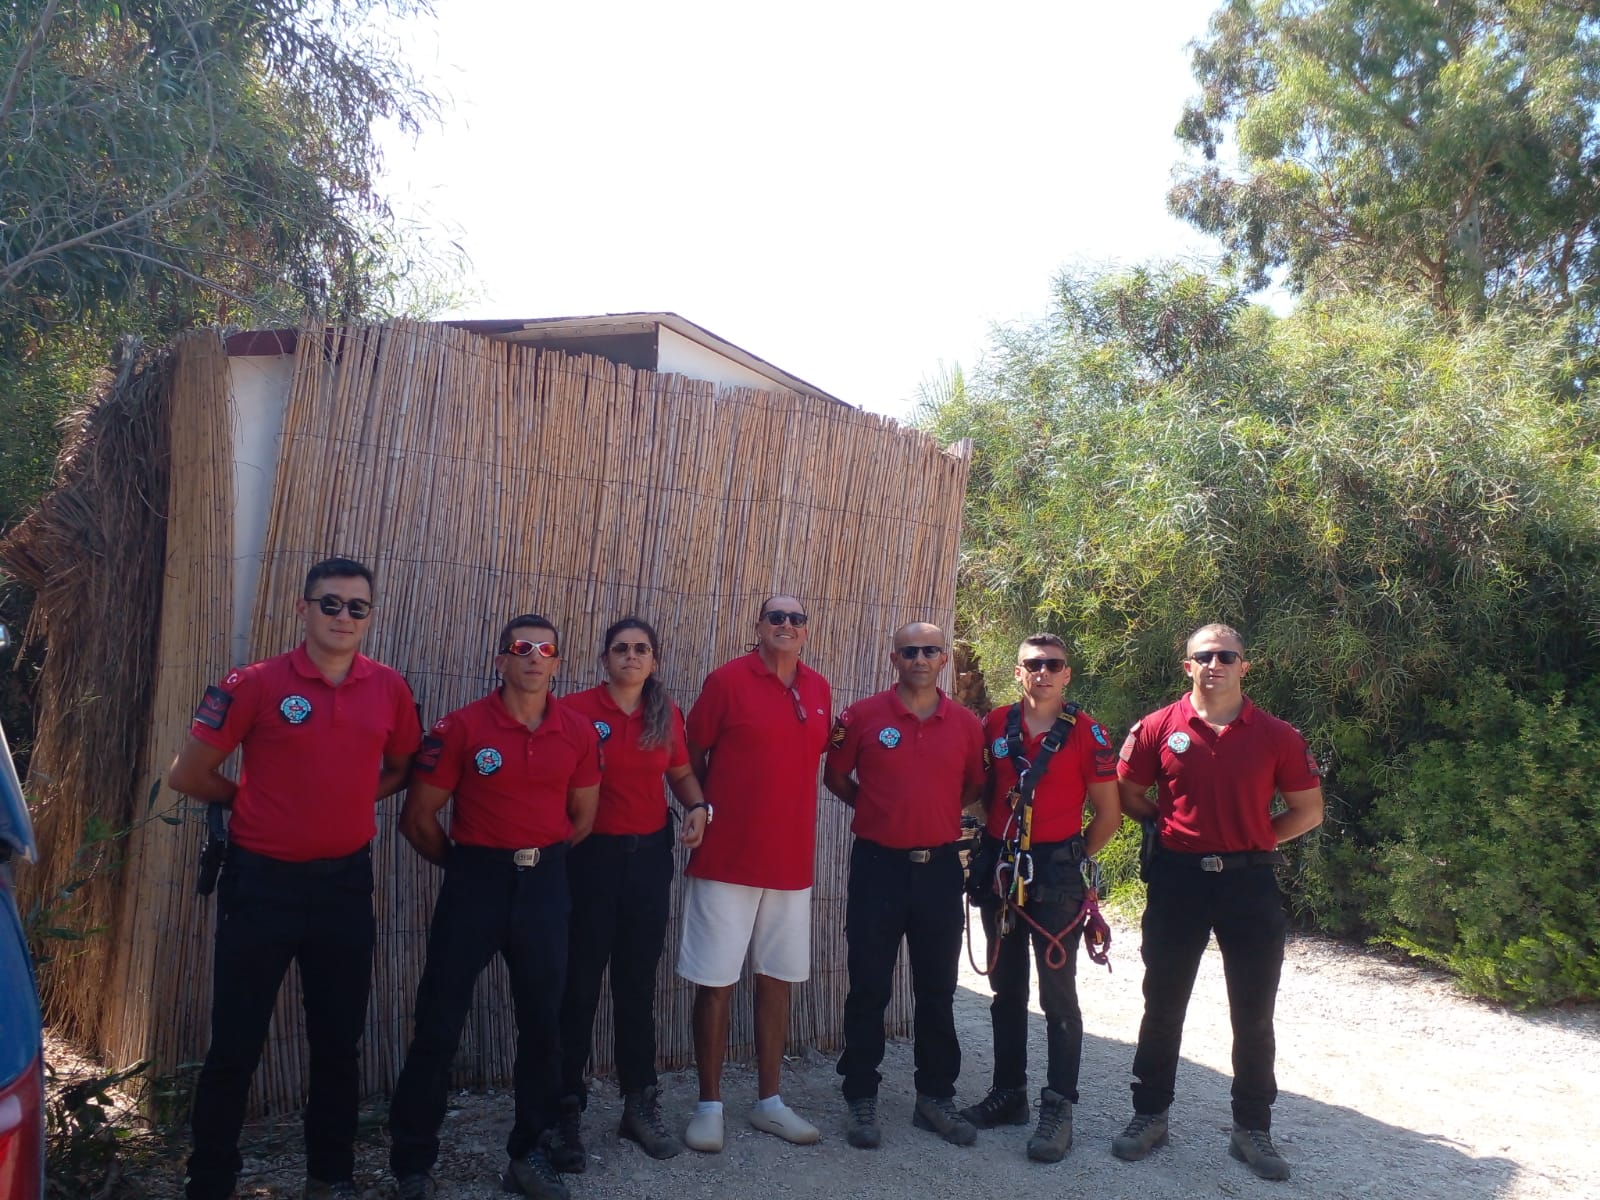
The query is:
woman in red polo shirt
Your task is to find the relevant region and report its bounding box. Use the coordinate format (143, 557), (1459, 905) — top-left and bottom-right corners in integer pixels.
(551, 617), (709, 1171)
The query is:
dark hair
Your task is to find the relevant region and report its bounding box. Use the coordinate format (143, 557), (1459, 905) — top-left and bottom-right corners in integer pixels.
(1187, 623), (1245, 655)
(498, 612), (559, 653)
(1020, 633), (1066, 656)
(758, 593), (804, 618)
(304, 556), (374, 597)
(603, 617), (672, 749)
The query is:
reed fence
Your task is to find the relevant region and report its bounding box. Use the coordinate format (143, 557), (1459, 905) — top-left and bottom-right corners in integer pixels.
(11, 320), (969, 1115)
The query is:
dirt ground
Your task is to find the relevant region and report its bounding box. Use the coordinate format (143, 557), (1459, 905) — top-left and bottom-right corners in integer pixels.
(85, 913), (1600, 1200)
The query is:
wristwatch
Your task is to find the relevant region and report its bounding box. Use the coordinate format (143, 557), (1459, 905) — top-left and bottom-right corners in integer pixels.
(683, 802), (713, 824)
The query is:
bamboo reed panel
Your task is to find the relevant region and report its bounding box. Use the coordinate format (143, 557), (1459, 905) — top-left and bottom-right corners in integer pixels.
(66, 320), (967, 1114)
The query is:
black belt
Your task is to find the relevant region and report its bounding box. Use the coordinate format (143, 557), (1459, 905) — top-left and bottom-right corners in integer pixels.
(1161, 849), (1285, 872)
(226, 844), (369, 877)
(859, 838), (962, 864)
(586, 825), (669, 853)
(449, 841), (568, 869)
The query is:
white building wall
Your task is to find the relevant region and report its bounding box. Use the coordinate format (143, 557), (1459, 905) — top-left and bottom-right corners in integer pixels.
(224, 354), (296, 666)
(656, 326), (783, 392)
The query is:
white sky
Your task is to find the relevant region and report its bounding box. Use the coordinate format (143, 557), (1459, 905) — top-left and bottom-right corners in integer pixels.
(378, 0), (1224, 417)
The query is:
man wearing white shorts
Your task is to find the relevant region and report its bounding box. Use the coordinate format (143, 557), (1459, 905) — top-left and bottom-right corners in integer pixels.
(678, 594), (832, 1151)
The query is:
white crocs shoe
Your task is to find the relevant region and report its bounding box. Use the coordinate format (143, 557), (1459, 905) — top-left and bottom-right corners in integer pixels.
(684, 1106), (724, 1153)
(748, 1100), (821, 1145)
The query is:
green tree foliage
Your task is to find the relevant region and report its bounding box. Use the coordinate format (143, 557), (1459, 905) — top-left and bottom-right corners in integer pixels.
(1370, 673), (1600, 1005)
(919, 265), (1600, 1000)
(1170, 0), (1600, 314)
(1, 0), (441, 332)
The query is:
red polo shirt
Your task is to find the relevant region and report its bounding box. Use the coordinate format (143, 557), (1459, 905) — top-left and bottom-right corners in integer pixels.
(564, 685), (689, 836)
(189, 644), (421, 862)
(1117, 693), (1320, 854)
(685, 652), (832, 890)
(983, 703), (1117, 844)
(826, 688), (983, 849)
(414, 690), (602, 849)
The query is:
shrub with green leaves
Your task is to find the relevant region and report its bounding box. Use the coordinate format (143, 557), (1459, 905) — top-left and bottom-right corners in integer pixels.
(1367, 672), (1600, 1006)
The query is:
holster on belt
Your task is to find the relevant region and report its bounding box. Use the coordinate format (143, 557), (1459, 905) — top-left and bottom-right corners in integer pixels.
(195, 802), (228, 898)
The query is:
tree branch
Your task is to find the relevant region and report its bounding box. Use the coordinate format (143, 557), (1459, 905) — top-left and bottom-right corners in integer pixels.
(0, 0), (60, 131)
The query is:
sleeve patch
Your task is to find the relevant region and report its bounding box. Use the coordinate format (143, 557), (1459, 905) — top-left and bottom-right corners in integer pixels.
(1095, 747), (1119, 772)
(1118, 720), (1142, 763)
(415, 733), (445, 773)
(193, 685), (233, 731)
(1305, 746), (1322, 777)
(829, 718), (847, 749)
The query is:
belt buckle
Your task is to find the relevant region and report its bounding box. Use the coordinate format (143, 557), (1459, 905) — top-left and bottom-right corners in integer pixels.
(513, 847), (541, 868)
(1200, 855), (1224, 873)
(909, 849), (932, 864)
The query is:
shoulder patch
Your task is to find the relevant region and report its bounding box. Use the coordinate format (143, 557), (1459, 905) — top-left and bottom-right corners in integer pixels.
(415, 733), (444, 773)
(829, 715), (848, 748)
(193, 685), (233, 731)
(1118, 726), (1140, 762)
(1089, 721), (1110, 747)
(1304, 746), (1322, 777)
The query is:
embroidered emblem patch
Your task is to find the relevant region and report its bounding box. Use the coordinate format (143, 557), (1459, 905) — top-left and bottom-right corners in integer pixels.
(416, 734), (444, 773)
(279, 695), (312, 724)
(992, 737), (1010, 758)
(474, 748), (503, 775)
(829, 719), (847, 748)
(593, 720), (612, 742)
(878, 727), (902, 749)
(1091, 723), (1110, 747)
(1166, 731), (1191, 754)
(194, 685), (233, 731)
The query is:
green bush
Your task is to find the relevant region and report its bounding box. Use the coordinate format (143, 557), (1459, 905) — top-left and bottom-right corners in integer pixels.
(1366, 671), (1600, 1006)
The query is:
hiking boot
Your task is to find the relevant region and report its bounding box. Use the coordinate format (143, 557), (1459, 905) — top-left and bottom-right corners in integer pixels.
(303, 1181), (359, 1200)
(959, 1086), (1030, 1128)
(1111, 1110), (1169, 1161)
(502, 1141), (569, 1199)
(547, 1095), (585, 1174)
(394, 1175), (436, 1200)
(619, 1085), (683, 1159)
(1026, 1089), (1072, 1163)
(1229, 1125), (1291, 1181)
(912, 1094), (977, 1147)
(845, 1095), (881, 1149)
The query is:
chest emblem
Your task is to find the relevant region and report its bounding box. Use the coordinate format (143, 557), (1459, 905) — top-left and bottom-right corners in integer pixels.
(1166, 731), (1191, 754)
(474, 747), (504, 775)
(593, 720), (612, 742)
(279, 695), (312, 724)
(992, 737), (1010, 758)
(877, 727), (902, 749)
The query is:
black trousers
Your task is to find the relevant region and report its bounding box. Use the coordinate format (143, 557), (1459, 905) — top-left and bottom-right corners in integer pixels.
(978, 865), (1085, 1103)
(1129, 857), (1287, 1130)
(388, 844), (570, 1176)
(557, 825), (674, 1102)
(837, 838), (964, 1101)
(185, 847), (375, 1200)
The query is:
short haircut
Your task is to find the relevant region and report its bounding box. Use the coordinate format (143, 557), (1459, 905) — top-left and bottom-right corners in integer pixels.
(304, 556), (373, 597)
(498, 613), (558, 652)
(893, 620), (943, 644)
(758, 593), (805, 617)
(1187, 623), (1245, 655)
(1019, 633), (1066, 658)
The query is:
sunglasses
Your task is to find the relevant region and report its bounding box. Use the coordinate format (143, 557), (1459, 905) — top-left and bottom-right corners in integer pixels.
(503, 639), (558, 658)
(762, 610), (809, 627)
(609, 641), (653, 656)
(1019, 657), (1067, 674)
(897, 645), (943, 660)
(1189, 649), (1242, 665)
(788, 684), (808, 722)
(309, 594), (373, 620)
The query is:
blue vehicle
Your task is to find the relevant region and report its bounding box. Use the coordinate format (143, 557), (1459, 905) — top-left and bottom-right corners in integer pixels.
(0, 623), (43, 1200)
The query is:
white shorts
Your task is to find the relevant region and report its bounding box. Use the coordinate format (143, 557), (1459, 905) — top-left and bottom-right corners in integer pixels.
(676, 876), (812, 987)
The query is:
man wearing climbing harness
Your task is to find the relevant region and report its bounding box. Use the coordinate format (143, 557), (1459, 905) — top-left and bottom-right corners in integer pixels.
(823, 622), (985, 1150)
(961, 634), (1121, 1163)
(1112, 623), (1324, 1182)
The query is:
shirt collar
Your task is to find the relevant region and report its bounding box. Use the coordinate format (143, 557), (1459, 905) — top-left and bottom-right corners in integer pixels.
(889, 685), (949, 719)
(290, 643), (373, 684)
(1180, 692), (1255, 727)
(487, 687), (563, 731)
(744, 649), (813, 685)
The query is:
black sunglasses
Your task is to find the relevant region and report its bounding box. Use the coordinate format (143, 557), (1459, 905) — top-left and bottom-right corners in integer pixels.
(1019, 657), (1067, 674)
(897, 645), (943, 660)
(308, 594), (373, 620)
(1189, 649), (1242, 665)
(609, 641), (653, 656)
(504, 639), (558, 658)
(762, 610), (809, 627)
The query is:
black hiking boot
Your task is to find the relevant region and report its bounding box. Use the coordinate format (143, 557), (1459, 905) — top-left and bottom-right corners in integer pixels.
(546, 1096), (585, 1174)
(502, 1137), (569, 1200)
(1229, 1125), (1291, 1180)
(913, 1094), (977, 1146)
(619, 1085), (683, 1159)
(959, 1086), (1030, 1128)
(845, 1095), (881, 1149)
(1111, 1110), (1169, 1161)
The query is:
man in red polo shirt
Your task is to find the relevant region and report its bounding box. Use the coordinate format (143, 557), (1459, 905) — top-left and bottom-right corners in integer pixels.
(387, 614), (600, 1200)
(1112, 623), (1323, 1182)
(676, 594), (831, 1153)
(823, 621), (983, 1150)
(170, 556), (421, 1200)
(961, 633), (1121, 1163)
